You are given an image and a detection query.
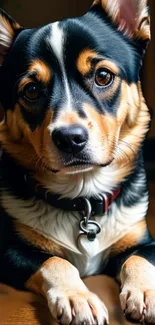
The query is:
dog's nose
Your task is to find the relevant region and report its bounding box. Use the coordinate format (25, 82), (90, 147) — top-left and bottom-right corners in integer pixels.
(52, 125), (88, 154)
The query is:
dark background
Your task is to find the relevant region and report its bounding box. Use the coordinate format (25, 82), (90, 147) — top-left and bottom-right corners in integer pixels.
(0, 0), (154, 163)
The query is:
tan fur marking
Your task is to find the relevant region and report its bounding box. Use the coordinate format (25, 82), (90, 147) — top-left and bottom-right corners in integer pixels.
(15, 222), (65, 257)
(85, 103), (117, 139)
(116, 81), (129, 125)
(12, 21), (22, 31)
(29, 59), (51, 84)
(84, 103), (117, 161)
(136, 19), (150, 40)
(117, 81), (140, 126)
(93, 0), (106, 11)
(18, 60), (50, 92)
(77, 49), (97, 75)
(0, 107), (53, 170)
(77, 49), (119, 76)
(58, 111), (81, 126)
(113, 80), (150, 175)
(118, 83), (150, 166)
(136, 1), (150, 40)
(6, 105), (31, 142)
(26, 257), (74, 295)
(6, 109), (23, 141)
(127, 83), (140, 127)
(111, 221), (147, 256)
(26, 266), (44, 296)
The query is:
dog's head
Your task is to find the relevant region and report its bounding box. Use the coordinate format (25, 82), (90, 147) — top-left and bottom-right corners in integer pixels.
(0, 1), (151, 186)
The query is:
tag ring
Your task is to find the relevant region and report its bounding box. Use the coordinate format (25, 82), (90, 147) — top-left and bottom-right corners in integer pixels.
(79, 198), (101, 241)
(80, 219), (101, 241)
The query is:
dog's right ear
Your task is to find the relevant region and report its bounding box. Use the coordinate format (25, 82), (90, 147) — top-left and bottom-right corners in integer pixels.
(0, 9), (23, 66)
(92, 0), (150, 46)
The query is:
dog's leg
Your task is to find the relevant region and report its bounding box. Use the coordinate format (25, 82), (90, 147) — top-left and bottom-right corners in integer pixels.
(26, 257), (108, 325)
(115, 242), (155, 323)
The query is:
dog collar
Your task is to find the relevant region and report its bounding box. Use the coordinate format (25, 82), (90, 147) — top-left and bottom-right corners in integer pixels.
(24, 174), (120, 242)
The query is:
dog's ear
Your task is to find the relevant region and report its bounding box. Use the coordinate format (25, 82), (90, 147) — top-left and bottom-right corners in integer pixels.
(92, 0), (150, 42)
(0, 9), (23, 66)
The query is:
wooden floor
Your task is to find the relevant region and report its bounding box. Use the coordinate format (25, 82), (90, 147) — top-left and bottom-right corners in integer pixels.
(0, 183), (154, 325)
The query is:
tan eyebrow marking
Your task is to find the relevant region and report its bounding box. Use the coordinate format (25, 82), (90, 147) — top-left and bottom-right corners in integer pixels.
(18, 60), (51, 92)
(28, 59), (51, 83)
(77, 49), (97, 75)
(77, 49), (120, 76)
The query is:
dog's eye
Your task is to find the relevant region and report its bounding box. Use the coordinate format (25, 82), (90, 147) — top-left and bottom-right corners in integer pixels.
(24, 83), (41, 101)
(95, 68), (114, 87)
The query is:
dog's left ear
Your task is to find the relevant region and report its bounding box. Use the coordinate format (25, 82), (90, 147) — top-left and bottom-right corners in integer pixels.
(92, 0), (150, 44)
(0, 9), (23, 66)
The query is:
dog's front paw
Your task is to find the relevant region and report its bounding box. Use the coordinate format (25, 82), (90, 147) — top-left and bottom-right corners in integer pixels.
(38, 257), (108, 325)
(120, 256), (155, 324)
(47, 289), (108, 325)
(120, 287), (155, 323)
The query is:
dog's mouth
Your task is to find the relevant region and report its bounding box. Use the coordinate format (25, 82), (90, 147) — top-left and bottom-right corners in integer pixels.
(45, 158), (114, 174)
(63, 160), (95, 175)
(64, 160), (92, 167)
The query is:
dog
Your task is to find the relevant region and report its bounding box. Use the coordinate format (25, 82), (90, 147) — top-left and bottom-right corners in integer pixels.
(0, 0), (154, 324)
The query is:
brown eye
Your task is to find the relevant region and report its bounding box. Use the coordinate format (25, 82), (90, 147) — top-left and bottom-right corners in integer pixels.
(95, 68), (114, 87)
(24, 83), (40, 101)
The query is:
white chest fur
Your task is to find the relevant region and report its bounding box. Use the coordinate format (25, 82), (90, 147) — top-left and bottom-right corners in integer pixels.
(1, 193), (148, 276)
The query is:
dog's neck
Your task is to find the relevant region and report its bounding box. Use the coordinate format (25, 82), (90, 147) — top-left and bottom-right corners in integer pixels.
(34, 167), (120, 199)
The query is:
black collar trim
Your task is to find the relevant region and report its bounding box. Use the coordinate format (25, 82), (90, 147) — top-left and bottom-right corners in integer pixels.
(24, 174), (120, 217)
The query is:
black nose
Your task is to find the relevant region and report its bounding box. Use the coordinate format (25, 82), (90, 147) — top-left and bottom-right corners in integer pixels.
(52, 125), (88, 154)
